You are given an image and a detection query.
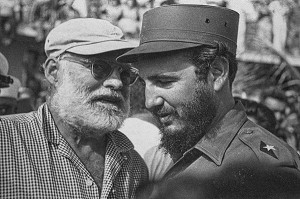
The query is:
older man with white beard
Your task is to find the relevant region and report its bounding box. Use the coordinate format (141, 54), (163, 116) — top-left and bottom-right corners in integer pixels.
(0, 18), (148, 199)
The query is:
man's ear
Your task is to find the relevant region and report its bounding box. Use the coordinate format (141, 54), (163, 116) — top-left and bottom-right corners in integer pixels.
(210, 57), (229, 91)
(43, 57), (59, 85)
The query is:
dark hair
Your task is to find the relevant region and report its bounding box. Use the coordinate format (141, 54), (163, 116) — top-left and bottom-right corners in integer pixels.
(138, 42), (237, 88)
(185, 43), (238, 88)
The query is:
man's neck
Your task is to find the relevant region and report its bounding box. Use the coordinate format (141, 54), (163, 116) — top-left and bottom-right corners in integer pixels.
(68, 133), (107, 188)
(64, 131), (107, 159)
(209, 95), (236, 129)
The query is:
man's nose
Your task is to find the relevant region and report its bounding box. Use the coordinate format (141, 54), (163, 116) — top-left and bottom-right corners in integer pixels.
(102, 69), (123, 90)
(145, 84), (164, 111)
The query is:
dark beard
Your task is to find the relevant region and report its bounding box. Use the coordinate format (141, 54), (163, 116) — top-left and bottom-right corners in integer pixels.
(158, 83), (217, 159)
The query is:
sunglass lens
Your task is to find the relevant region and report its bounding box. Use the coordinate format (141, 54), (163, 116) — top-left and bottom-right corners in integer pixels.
(120, 68), (138, 86)
(92, 61), (113, 80)
(93, 61), (138, 86)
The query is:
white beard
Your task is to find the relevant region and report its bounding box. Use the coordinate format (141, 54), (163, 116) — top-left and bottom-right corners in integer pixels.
(51, 67), (129, 138)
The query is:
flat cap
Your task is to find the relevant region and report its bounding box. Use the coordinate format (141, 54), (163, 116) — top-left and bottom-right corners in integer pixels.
(45, 18), (136, 58)
(117, 4), (239, 63)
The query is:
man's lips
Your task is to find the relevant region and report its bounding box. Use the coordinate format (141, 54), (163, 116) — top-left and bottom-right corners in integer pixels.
(156, 112), (174, 124)
(156, 109), (175, 118)
(91, 95), (123, 105)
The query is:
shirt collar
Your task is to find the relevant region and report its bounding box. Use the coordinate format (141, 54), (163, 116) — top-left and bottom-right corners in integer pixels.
(37, 103), (134, 152)
(107, 131), (134, 153)
(38, 103), (61, 145)
(193, 101), (248, 166)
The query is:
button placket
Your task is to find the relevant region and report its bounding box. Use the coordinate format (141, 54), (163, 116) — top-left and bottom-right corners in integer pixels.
(122, 153), (128, 161)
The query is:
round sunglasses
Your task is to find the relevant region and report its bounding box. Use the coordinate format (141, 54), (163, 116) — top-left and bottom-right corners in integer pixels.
(59, 55), (139, 86)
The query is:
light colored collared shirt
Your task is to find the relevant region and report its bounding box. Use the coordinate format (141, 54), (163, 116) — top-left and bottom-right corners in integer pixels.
(0, 104), (148, 198)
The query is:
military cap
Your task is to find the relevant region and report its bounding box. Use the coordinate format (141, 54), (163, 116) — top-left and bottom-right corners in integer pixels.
(117, 4), (239, 63)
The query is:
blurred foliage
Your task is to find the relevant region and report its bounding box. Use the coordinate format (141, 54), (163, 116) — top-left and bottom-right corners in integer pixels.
(233, 3), (300, 150)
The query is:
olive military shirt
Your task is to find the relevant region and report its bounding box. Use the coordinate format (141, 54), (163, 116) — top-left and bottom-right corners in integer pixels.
(144, 101), (300, 181)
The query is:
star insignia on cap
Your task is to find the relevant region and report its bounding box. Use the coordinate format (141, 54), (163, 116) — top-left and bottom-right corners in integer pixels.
(260, 141), (278, 159)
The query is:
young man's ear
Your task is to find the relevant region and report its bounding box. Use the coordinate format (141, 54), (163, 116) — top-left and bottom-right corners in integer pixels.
(43, 57), (59, 85)
(210, 56), (229, 91)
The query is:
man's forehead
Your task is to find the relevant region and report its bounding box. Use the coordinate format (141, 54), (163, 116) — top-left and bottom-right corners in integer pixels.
(137, 65), (181, 79)
(133, 53), (192, 78)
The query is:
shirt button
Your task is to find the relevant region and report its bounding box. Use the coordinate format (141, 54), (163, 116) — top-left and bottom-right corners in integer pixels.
(86, 179), (93, 187)
(245, 128), (252, 134)
(123, 154), (128, 160)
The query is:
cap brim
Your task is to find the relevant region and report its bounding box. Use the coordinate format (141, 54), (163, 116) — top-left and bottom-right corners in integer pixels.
(66, 40), (138, 55)
(117, 41), (205, 63)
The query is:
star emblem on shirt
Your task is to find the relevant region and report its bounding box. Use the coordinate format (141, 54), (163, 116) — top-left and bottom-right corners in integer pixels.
(263, 145), (276, 151)
(260, 141), (278, 159)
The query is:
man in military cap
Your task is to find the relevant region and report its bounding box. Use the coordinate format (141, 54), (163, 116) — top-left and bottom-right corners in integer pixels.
(117, 4), (300, 197)
(0, 18), (148, 198)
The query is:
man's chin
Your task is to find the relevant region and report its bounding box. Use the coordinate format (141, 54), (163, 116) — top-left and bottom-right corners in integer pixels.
(159, 120), (205, 158)
(62, 105), (127, 133)
(72, 115), (125, 138)
(92, 100), (128, 113)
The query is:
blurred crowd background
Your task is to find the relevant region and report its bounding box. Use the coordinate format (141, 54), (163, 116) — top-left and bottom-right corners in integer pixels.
(1, 0), (300, 152)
